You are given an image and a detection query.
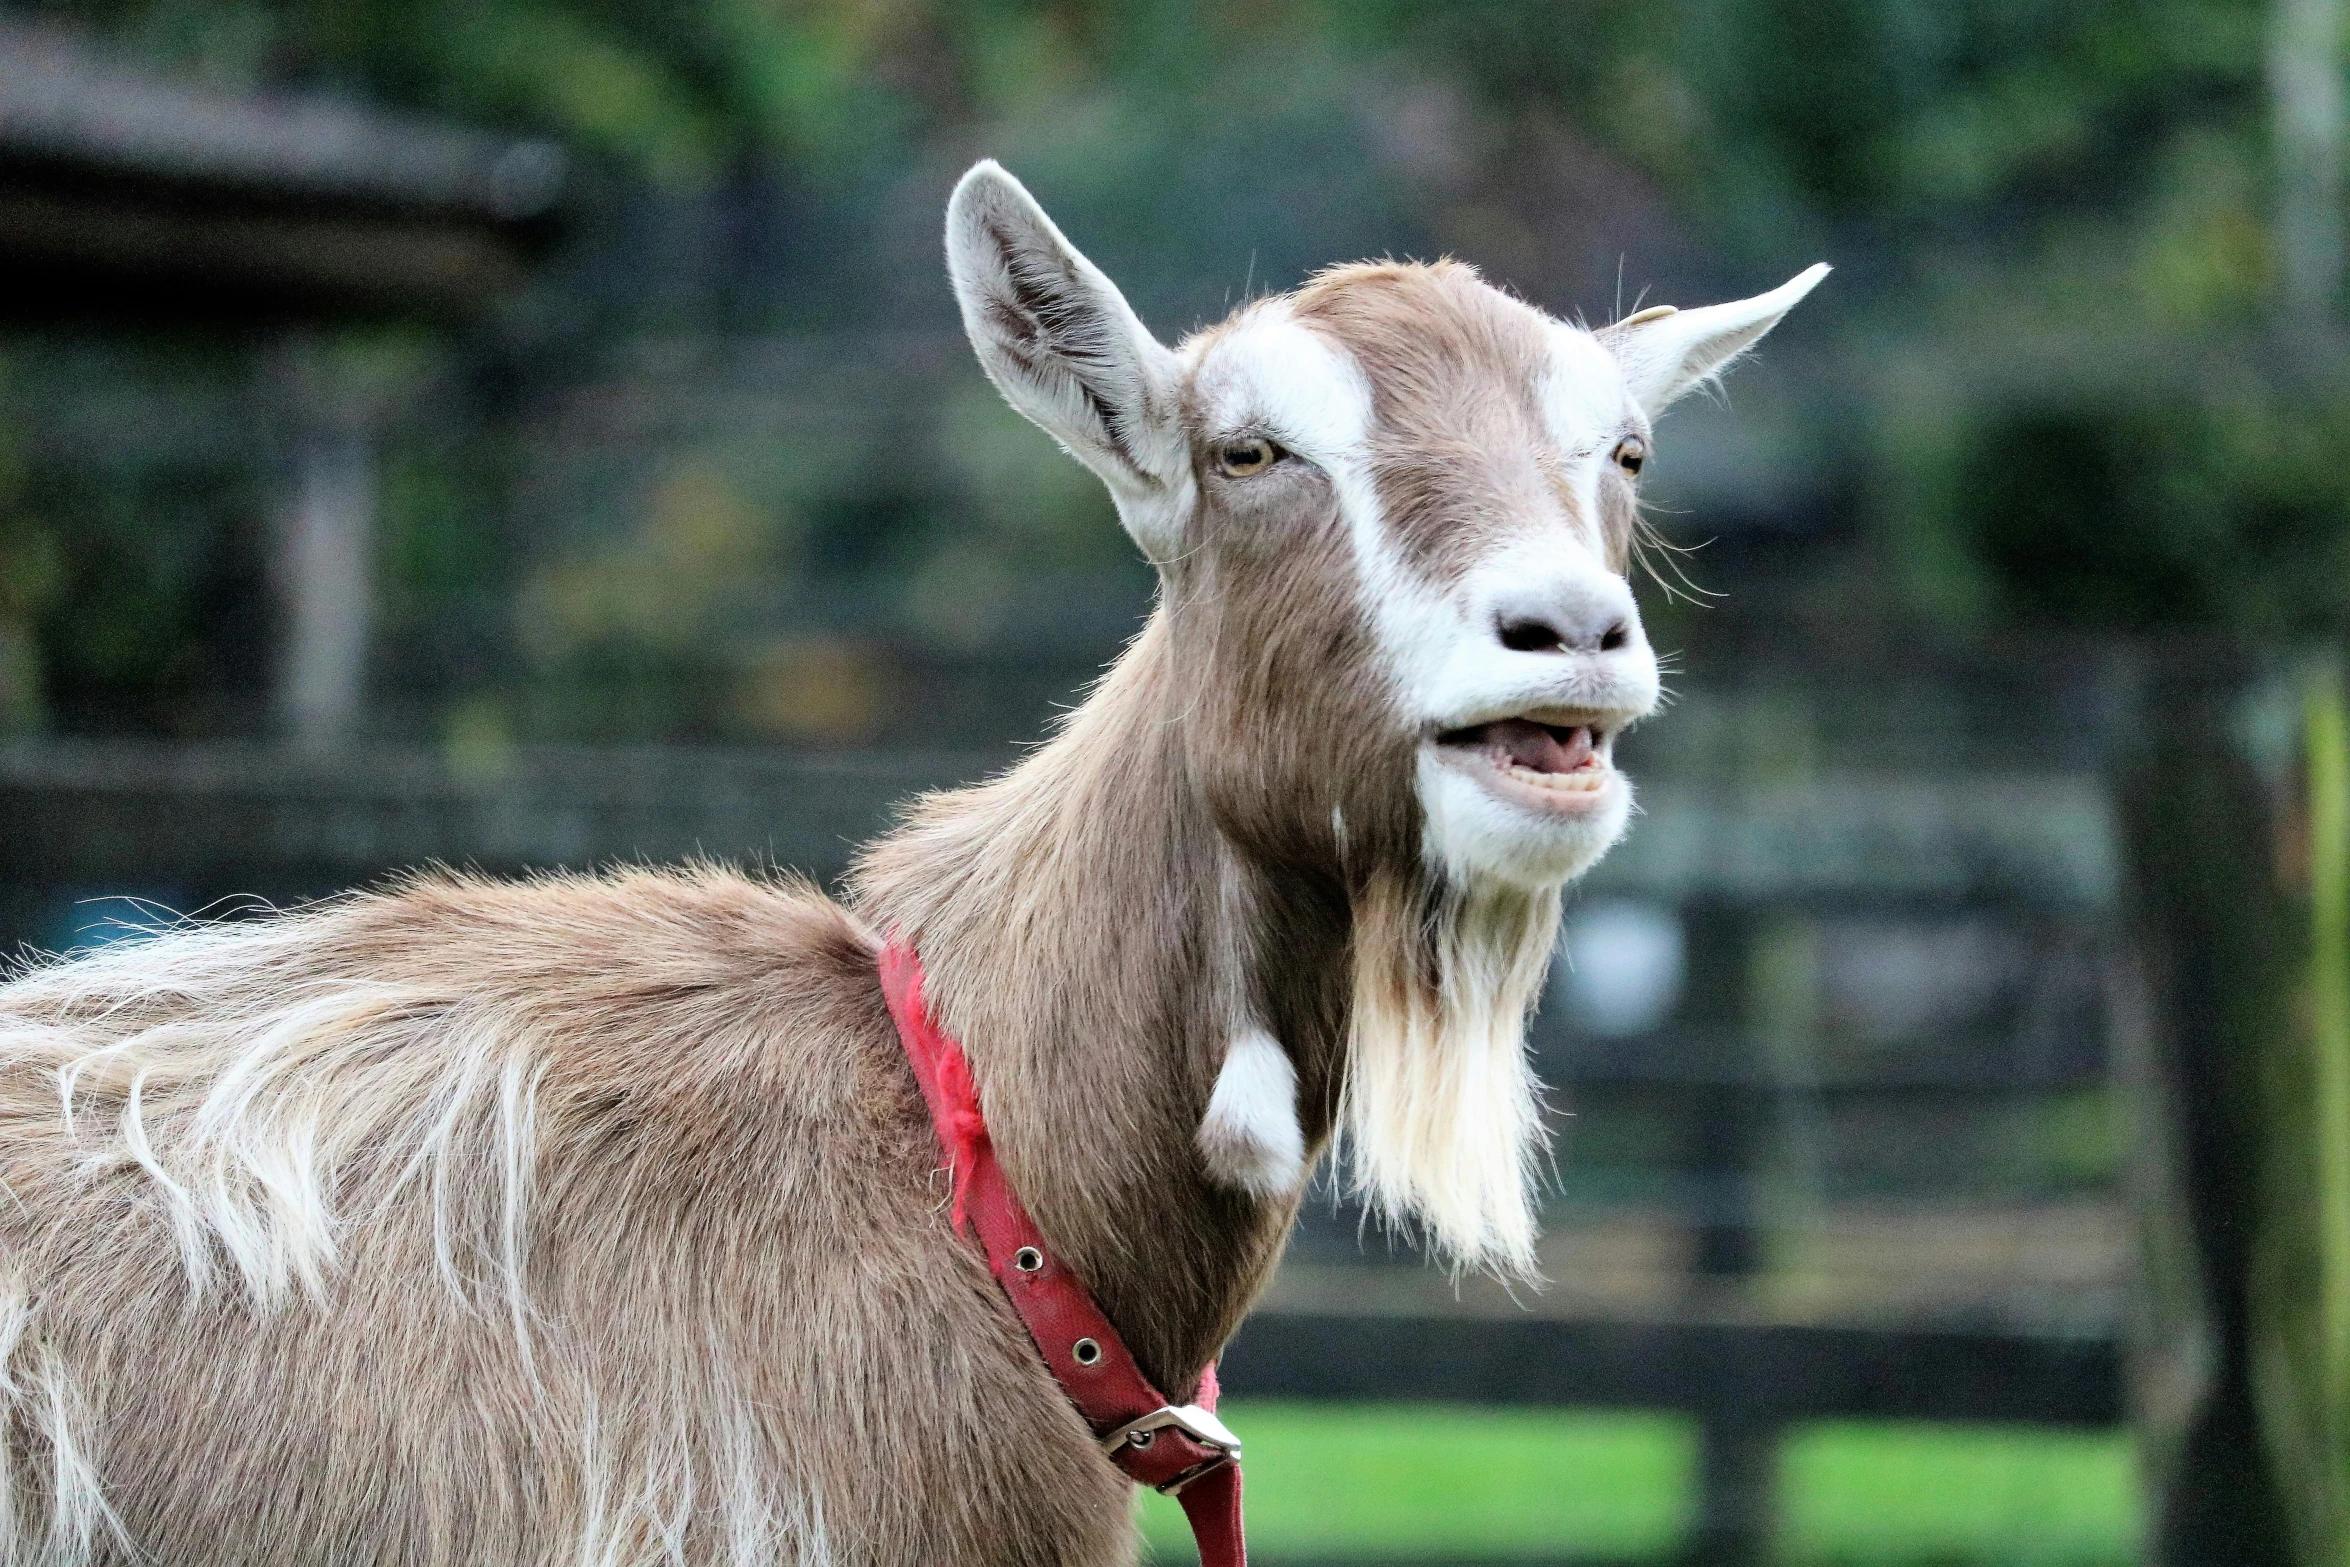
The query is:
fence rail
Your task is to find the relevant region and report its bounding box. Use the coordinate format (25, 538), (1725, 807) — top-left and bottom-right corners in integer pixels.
(1225, 1312), (2122, 1426)
(0, 736), (2131, 1566)
(0, 739), (2116, 904)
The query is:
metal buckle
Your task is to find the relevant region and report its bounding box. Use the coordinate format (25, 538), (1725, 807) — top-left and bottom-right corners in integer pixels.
(1099, 1409), (1250, 1475)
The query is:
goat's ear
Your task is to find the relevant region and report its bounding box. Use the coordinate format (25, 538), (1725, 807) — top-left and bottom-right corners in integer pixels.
(1602, 263), (1830, 417)
(946, 160), (1190, 559)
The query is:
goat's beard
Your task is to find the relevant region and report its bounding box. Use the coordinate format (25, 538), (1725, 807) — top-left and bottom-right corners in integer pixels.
(1339, 868), (1559, 1278)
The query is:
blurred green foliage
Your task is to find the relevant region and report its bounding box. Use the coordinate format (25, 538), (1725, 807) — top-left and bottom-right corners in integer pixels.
(13, 0), (2287, 251)
(0, 0), (2344, 741)
(0, 341), (272, 736)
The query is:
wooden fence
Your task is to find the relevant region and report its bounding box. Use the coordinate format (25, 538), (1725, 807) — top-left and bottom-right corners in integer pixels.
(0, 736), (2131, 1566)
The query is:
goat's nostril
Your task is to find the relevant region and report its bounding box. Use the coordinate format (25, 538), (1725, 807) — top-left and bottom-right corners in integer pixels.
(1499, 619), (1567, 654)
(1600, 621), (1630, 652)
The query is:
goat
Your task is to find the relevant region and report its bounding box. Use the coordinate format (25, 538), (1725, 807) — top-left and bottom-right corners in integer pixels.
(0, 162), (1823, 1566)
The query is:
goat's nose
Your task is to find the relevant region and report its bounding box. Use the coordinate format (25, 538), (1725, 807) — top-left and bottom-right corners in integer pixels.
(1491, 579), (1640, 656)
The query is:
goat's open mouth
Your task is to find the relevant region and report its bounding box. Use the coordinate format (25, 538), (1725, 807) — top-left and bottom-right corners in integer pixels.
(1430, 716), (1619, 814)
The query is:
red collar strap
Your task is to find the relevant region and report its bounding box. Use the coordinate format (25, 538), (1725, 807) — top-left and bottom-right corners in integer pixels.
(879, 940), (1248, 1567)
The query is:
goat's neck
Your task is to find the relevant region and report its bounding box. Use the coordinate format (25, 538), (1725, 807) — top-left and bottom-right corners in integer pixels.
(852, 616), (1349, 1392)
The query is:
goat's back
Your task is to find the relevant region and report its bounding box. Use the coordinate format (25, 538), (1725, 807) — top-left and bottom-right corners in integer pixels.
(0, 867), (1124, 1567)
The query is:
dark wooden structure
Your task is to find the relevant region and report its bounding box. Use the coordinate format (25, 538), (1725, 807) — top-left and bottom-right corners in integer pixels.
(0, 23), (566, 325)
(0, 24), (570, 750)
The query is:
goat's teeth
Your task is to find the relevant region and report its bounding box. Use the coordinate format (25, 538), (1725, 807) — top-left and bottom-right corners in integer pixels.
(1501, 762), (1605, 789)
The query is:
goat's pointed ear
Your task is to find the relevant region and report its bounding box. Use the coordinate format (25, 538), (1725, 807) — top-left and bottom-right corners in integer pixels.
(1602, 263), (1830, 417)
(946, 161), (1190, 559)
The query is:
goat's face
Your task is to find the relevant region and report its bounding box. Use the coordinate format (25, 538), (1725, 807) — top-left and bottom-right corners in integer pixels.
(947, 162), (1825, 893)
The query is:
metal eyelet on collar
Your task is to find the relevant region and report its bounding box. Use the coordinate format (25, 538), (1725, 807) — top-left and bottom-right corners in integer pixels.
(1099, 1404), (1243, 1465)
(1013, 1246), (1043, 1273)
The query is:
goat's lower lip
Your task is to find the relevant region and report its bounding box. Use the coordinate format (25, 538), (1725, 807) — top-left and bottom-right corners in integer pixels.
(1430, 718), (1618, 816)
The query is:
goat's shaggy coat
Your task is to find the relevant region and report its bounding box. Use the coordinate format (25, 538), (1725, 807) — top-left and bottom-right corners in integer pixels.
(0, 163), (1821, 1564)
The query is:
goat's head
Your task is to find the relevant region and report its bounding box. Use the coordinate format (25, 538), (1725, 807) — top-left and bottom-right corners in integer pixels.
(947, 162), (1825, 1270)
(947, 161), (1823, 895)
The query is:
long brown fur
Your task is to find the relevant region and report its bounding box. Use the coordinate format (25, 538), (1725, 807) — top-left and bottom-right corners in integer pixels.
(0, 869), (1134, 1565)
(0, 258), (1596, 1564)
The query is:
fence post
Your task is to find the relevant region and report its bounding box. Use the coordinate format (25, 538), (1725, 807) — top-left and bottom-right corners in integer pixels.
(1684, 1414), (1779, 1567)
(2118, 660), (2298, 1565)
(1678, 906), (1781, 1566)
(266, 334), (376, 752)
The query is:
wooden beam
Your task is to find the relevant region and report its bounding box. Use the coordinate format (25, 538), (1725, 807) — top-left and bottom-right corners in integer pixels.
(1222, 1312), (2123, 1427)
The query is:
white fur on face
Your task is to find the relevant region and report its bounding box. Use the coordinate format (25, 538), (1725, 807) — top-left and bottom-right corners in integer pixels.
(1415, 749), (1636, 890)
(1186, 303), (1378, 476)
(1404, 326), (1662, 889)
(1196, 1027), (1305, 1198)
(1543, 326), (1644, 452)
(1189, 305), (1647, 1270)
(1218, 307), (1660, 894)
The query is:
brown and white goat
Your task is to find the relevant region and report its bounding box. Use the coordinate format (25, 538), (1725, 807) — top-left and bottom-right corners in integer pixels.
(0, 163), (1822, 1565)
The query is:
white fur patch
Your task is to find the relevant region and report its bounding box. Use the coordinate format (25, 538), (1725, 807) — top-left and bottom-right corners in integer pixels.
(1542, 325), (1644, 461)
(1417, 750), (1636, 891)
(0, 1281), (132, 1565)
(4, 915), (543, 1338)
(1259, 311), (1658, 892)
(568, 1383), (819, 1567)
(1187, 303), (1377, 472)
(1196, 1028), (1305, 1198)
(1340, 884), (1560, 1276)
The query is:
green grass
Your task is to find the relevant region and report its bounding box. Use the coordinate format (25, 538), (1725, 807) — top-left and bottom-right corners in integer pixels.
(1779, 1421), (2141, 1567)
(1139, 1403), (1691, 1562)
(1137, 1403), (2141, 1565)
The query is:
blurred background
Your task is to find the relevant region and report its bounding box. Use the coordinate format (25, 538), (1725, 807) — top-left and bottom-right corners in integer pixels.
(1, 0), (2347, 1562)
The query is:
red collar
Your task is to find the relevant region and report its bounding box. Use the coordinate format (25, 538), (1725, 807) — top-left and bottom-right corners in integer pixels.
(879, 940), (1248, 1567)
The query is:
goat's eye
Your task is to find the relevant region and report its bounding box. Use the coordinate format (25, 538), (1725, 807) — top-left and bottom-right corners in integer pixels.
(1614, 436), (1648, 476)
(1215, 437), (1282, 478)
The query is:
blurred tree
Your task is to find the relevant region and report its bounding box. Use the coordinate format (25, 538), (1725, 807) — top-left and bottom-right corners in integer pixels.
(20, 0), (2333, 640)
(2261, 666), (2350, 1567)
(0, 364), (63, 735)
